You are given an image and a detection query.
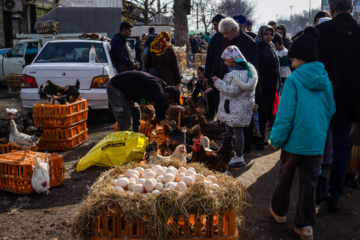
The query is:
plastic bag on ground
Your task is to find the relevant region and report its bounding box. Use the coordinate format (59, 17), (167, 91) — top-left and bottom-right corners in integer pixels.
(76, 131), (149, 171)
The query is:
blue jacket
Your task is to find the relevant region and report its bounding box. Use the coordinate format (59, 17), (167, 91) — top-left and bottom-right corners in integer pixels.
(270, 61), (336, 155)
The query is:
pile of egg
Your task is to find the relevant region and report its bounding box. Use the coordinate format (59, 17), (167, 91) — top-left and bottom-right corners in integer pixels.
(112, 165), (219, 195)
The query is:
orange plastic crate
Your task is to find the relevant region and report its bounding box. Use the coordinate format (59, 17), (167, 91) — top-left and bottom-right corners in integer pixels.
(37, 128), (88, 151)
(33, 109), (88, 129)
(40, 121), (87, 141)
(32, 98), (88, 117)
(0, 143), (20, 154)
(114, 121), (154, 137)
(0, 150), (65, 195)
(89, 208), (238, 240)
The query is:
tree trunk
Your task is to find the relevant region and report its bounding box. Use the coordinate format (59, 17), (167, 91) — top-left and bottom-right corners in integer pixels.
(173, 0), (190, 51)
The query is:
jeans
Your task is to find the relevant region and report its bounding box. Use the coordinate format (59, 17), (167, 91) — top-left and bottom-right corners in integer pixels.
(107, 79), (141, 132)
(317, 121), (351, 204)
(225, 125), (244, 157)
(271, 150), (321, 228)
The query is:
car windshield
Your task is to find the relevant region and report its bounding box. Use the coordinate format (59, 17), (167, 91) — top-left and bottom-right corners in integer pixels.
(35, 42), (108, 63)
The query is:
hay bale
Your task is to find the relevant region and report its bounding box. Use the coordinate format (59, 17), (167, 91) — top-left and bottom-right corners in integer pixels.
(71, 161), (248, 240)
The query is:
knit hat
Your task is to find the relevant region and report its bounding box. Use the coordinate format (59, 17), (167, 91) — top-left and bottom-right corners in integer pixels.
(221, 45), (252, 77)
(288, 26), (319, 62)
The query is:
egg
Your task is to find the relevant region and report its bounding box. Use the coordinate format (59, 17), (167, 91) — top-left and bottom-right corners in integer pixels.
(151, 178), (157, 185)
(168, 166), (178, 175)
(144, 169), (154, 174)
(154, 165), (163, 170)
(155, 183), (164, 191)
(177, 181), (187, 191)
(112, 180), (118, 186)
(138, 179), (146, 185)
(145, 172), (156, 180)
(165, 168), (176, 176)
(204, 180), (213, 185)
(117, 174), (125, 179)
(185, 170), (195, 176)
(178, 167), (187, 174)
(182, 176), (195, 187)
(151, 190), (160, 195)
(212, 184), (220, 188)
(205, 175), (217, 183)
(195, 174), (205, 182)
(130, 174), (139, 182)
(175, 173), (185, 182)
(134, 167), (144, 175)
(128, 182), (136, 191)
(129, 170), (140, 177)
(117, 178), (129, 188)
(162, 166), (168, 171)
(187, 167), (196, 173)
(154, 168), (165, 176)
(128, 178), (136, 184)
(144, 179), (155, 192)
(156, 175), (164, 183)
(162, 188), (170, 191)
(133, 184), (144, 193)
(114, 186), (124, 191)
(165, 182), (177, 190)
(124, 169), (132, 177)
(164, 173), (176, 183)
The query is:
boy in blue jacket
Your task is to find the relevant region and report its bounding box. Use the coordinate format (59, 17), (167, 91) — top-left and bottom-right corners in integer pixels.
(269, 27), (336, 240)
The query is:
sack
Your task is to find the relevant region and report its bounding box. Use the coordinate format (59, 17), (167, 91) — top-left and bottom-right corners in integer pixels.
(272, 92), (280, 118)
(76, 131), (149, 171)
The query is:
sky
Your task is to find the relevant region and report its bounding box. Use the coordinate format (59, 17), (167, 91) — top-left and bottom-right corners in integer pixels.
(253, 0), (322, 30)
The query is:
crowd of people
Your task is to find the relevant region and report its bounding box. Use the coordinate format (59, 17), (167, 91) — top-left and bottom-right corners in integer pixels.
(107, 0), (360, 239)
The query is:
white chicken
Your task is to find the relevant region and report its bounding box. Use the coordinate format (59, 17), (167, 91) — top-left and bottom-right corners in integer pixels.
(145, 141), (187, 164)
(6, 108), (18, 115)
(31, 156), (50, 194)
(9, 119), (43, 161)
(169, 144), (187, 164)
(200, 136), (213, 152)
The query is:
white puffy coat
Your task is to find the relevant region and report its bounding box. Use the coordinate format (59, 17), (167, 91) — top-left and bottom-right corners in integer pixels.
(214, 63), (258, 127)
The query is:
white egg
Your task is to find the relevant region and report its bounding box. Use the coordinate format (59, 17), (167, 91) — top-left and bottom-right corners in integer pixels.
(154, 165), (163, 170)
(130, 174), (139, 182)
(144, 169), (154, 174)
(178, 167), (187, 174)
(129, 170), (140, 177)
(175, 173), (185, 182)
(205, 175), (217, 183)
(151, 190), (160, 195)
(133, 184), (144, 193)
(138, 179), (146, 185)
(162, 188), (170, 191)
(162, 166), (168, 171)
(165, 168), (176, 176)
(195, 174), (205, 182)
(177, 181), (187, 191)
(204, 180), (213, 185)
(128, 182), (136, 191)
(156, 175), (164, 183)
(134, 167), (144, 175)
(144, 179), (155, 192)
(114, 186), (124, 191)
(124, 169), (132, 177)
(112, 180), (118, 186)
(155, 168), (165, 176)
(164, 173), (176, 183)
(128, 178), (136, 184)
(151, 178), (157, 185)
(155, 183), (164, 191)
(178, 191), (184, 196)
(168, 166), (178, 175)
(117, 174), (125, 179)
(145, 172), (156, 180)
(165, 182), (177, 190)
(182, 176), (195, 187)
(187, 167), (196, 172)
(211, 184), (220, 188)
(117, 178), (129, 188)
(185, 170), (195, 176)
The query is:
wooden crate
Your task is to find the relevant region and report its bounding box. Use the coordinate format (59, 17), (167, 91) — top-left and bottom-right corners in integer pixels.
(37, 128), (88, 151)
(89, 208), (238, 240)
(0, 151), (65, 195)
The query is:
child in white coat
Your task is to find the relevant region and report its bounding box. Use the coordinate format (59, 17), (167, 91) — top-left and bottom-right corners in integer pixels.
(212, 45), (258, 168)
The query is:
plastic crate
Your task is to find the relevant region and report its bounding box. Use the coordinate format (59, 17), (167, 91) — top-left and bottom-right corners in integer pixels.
(139, 121), (154, 137)
(0, 143), (20, 154)
(89, 208), (238, 240)
(33, 98), (88, 117)
(0, 151), (65, 195)
(40, 121), (87, 141)
(33, 109), (88, 129)
(38, 128), (88, 151)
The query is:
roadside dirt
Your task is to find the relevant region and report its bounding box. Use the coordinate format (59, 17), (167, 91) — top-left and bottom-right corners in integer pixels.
(0, 86), (359, 240)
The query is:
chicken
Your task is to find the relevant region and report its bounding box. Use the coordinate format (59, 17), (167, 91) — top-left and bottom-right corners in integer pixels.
(197, 114), (225, 142)
(180, 114), (198, 128)
(140, 104), (156, 122)
(51, 93), (67, 105)
(40, 80), (80, 104)
(145, 141), (187, 164)
(200, 136), (213, 152)
(191, 136), (234, 173)
(9, 119), (43, 161)
(31, 156), (50, 194)
(38, 84), (48, 103)
(6, 108), (18, 115)
(45, 80), (66, 96)
(158, 138), (193, 156)
(163, 121), (196, 145)
(185, 98), (198, 115)
(64, 79), (80, 103)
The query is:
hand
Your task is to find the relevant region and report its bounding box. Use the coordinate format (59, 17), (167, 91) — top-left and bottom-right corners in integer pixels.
(203, 78), (209, 88)
(271, 144), (279, 150)
(204, 88), (212, 95)
(133, 62), (140, 69)
(166, 105), (185, 116)
(212, 76), (218, 83)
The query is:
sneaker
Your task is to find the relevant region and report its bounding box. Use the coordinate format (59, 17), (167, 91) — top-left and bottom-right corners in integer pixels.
(294, 226), (313, 240)
(228, 155), (246, 168)
(228, 161), (246, 168)
(269, 205), (286, 223)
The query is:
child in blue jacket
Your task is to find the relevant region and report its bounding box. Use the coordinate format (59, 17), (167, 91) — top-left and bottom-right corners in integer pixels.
(269, 27), (336, 240)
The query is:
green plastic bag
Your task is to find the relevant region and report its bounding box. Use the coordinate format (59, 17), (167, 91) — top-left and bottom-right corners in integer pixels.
(77, 131), (149, 171)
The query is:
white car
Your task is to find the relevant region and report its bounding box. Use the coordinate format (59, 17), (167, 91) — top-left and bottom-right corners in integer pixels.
(20, 39), (117, 110)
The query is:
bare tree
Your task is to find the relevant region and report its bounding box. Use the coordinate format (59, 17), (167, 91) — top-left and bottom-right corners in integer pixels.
(173, 0), (190, 50)
(218, 0), (256, 20)
(190, 0), (220, 33)
(277, 8), (320, 37)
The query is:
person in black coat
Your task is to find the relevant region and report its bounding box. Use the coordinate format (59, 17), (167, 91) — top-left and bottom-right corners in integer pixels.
(315, 0), (360, 212)
(254, 25), (280, 150)
(189, 35), (200, 53)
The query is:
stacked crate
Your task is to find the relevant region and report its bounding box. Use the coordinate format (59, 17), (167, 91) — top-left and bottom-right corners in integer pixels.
(0, 151), (65, 194)
(33, 98), (88, 151)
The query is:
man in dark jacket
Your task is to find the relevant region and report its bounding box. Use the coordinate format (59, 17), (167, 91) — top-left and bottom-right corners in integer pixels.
(315, 0), (360, 212)
(111, 21), (140, 73)
(218, 17), (259, 155)
(107, 71), (185, 132)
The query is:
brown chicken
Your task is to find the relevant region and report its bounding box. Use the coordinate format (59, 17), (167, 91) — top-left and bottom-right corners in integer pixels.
(191, 136), (234, 173)
(186, 98), (198, 115)
(140, 104), (156, 122)
(197, 114), (225, 141)
(158, 138), (194, 156)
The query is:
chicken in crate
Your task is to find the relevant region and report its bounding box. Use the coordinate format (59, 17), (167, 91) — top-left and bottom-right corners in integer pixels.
(0, 151), (65, 194)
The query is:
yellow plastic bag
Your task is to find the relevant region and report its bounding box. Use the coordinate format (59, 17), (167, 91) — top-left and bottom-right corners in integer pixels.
(77, 131), (149, 172)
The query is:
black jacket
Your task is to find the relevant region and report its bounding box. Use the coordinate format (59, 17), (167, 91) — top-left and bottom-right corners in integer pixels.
(110, 71), (170, 120)
(110, 33), (134, 73)
(317, 13), (360, 121)
(204, 32), (223, 79)
(257, 42), (278, 97)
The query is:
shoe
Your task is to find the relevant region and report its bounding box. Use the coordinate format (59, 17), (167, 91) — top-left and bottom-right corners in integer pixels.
(228, 162), (246, 168)
(255, 141), (265, 150)
(270, 205), (286, 223)
(228, 155), (246, 168)
(345, 175), (360, 189)
(294, 226), (313, 240)
(316, 190), (331, 205)
(327, 201), (340, 213)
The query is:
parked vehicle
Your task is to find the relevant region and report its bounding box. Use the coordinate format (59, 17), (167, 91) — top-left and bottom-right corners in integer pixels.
(20, 39), (117, 110)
